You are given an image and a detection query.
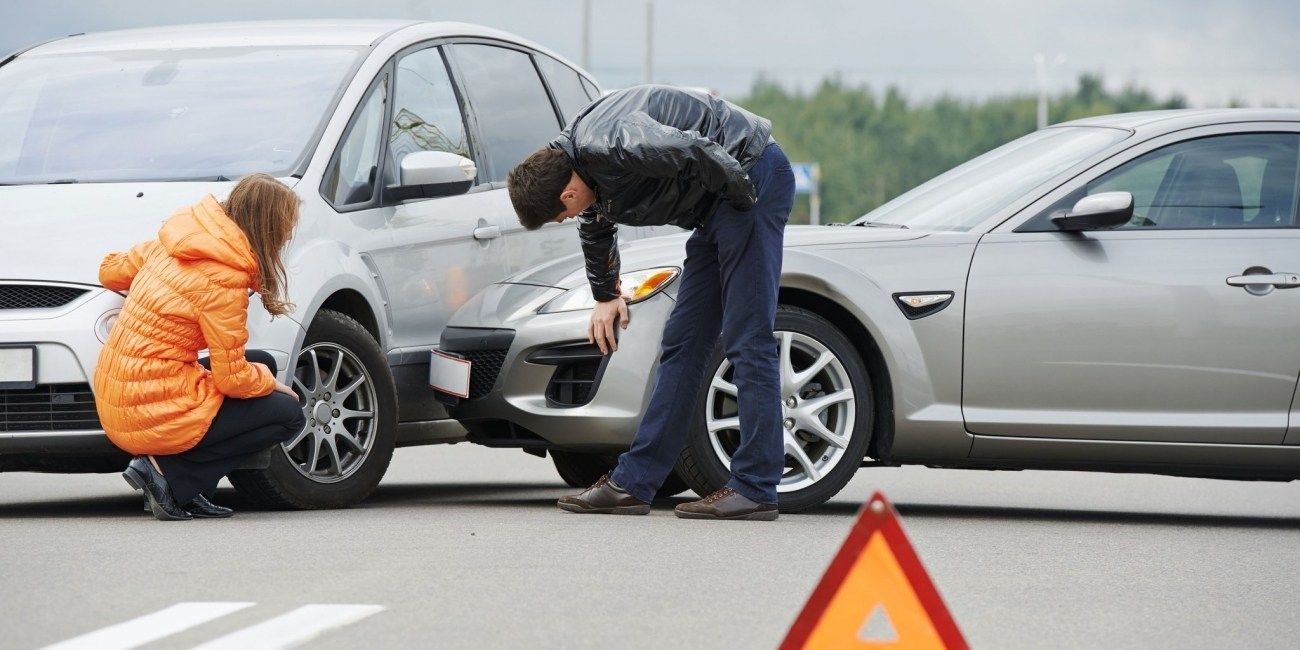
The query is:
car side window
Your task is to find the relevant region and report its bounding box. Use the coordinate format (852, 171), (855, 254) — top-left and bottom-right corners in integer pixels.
(1025, 133), (1300, 230)
(451, 43), (563, 182)
(386, 46), (471, 187)
(536, 55), (593, 124)
(322, 74), (388, 208)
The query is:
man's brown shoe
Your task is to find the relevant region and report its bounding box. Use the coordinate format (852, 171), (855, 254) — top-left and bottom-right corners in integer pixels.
(557, 473), (651, 515)
(674, 487), (778, 521)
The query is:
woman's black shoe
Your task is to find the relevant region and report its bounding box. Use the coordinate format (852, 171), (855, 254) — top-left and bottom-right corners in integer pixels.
(184, 494), (233, 518)
(127, 458), (151, 512)
(122, 457), (192, 521)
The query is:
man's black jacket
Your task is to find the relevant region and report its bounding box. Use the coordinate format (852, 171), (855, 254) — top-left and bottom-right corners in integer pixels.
(551, 84), (773, 302)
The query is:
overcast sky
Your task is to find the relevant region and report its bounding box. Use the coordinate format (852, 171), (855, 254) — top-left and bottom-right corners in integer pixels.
(3, 0), (1298, 105)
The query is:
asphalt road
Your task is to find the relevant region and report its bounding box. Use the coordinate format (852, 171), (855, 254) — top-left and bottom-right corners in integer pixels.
(3, 443), (1300, 649)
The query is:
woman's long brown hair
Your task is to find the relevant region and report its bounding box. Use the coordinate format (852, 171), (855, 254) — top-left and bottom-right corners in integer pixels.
(222, 173), (299, 317)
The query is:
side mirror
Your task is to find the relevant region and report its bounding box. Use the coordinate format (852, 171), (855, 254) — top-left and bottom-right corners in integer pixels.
(390, 151), (477, 201)
(1051, 191), (1134, 232)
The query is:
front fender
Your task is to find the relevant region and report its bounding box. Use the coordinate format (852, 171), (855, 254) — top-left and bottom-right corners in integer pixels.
(779, 235), (978, 461)
(254, 239), (391, 367)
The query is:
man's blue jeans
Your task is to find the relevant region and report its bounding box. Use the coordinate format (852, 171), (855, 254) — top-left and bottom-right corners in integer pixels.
(610, 143), (794, 505)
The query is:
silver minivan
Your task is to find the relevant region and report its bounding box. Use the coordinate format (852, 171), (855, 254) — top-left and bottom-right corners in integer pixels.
(0, 20), (662, 507)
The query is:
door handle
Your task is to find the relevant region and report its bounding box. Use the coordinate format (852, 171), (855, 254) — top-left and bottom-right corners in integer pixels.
(472, 225), (501, 240)
(1226, 272), (1300, 289)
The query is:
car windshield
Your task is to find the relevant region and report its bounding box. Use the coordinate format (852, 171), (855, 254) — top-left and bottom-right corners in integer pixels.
(853, 126), (1130, 231)
(0, 46), (362, 184)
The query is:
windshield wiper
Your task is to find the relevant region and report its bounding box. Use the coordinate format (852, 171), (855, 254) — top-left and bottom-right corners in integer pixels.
(857, 221), (909, 229)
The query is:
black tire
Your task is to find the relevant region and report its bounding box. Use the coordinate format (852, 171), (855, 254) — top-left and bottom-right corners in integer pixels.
(551, 450), (690, 498)
(229, 310), (397, 509)
(675, 305), (874, 513)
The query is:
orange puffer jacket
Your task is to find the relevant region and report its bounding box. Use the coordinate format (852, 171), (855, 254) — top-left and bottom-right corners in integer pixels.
(93, 195), (277, 455)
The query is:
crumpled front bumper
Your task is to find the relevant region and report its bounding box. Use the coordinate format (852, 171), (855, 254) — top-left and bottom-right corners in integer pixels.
(441, 282), (674, 451)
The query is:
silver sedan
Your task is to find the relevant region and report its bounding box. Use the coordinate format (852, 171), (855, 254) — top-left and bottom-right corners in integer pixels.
(439, 108), (1300, 511)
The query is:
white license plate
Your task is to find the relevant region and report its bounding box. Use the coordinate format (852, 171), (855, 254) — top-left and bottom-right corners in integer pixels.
(0, 346), (36, 388)
(429, 350), (471, 398)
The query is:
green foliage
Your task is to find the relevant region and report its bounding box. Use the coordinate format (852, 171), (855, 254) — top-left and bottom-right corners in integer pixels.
(738, 74), (1186, 223)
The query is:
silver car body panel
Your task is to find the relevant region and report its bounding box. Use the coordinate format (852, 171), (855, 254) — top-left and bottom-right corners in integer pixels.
(965, 228), (1300, 445)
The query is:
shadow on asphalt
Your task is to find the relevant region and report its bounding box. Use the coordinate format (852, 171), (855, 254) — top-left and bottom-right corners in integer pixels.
(5, 482), (1300, 530)
(361, 482), (567, 510)
(808, 500), (1300, 530)
(361, 482), (703, 510)
(0, 493), (144, 519)
(0, 481), (685, 518)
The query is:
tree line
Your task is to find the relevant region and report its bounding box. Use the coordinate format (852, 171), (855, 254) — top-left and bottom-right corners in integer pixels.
(737, 74), (1188, 223)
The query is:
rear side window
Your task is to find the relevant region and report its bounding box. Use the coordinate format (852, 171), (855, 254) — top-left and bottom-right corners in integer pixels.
(387, 46), (471, 187)
(452, 44), (563, 182)
(536, 55), (593, 124)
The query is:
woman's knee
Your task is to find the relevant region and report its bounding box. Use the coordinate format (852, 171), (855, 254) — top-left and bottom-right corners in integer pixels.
(246, 350), (278, 375)
(268, 392), (306, 434)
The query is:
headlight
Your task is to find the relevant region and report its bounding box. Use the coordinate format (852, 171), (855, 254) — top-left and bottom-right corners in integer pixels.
(95, 309), (121, 343)
(539, 267), (680, 314)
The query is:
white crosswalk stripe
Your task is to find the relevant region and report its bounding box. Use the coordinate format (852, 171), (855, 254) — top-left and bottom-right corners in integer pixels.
(189, 604), (386, 650)
(40, 601), (254, 650)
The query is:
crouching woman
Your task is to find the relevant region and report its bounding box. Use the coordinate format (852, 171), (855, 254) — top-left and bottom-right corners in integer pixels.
(93, 173), (307, 521)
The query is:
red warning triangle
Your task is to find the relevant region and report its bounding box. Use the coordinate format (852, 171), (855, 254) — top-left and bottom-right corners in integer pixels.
(780, 491), (968, 649)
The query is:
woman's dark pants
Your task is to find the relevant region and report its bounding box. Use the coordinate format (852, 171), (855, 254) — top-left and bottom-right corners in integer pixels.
(154, 351), (306, 504)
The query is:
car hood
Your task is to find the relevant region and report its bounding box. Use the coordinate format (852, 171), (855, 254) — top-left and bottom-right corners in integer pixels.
(0, 180), (279, 285)
(501, 224), (929, 289)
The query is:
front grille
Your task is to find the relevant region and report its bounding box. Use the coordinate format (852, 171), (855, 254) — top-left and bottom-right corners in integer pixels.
(462, 349), (508, 400)
(546, 359), (603, 407)
(0, 383), (100, 432)
(0, 285), (88, 310)
(525, 343), (609, 408)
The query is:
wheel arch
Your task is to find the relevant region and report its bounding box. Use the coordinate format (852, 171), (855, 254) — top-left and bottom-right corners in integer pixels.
(319, 289), (380, 343)
(284, 236), (392, 353)
(778, 285), (896, 463)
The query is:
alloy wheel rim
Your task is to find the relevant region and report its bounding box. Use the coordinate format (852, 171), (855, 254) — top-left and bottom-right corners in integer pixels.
(283, 343), (378, 483)
(705, 330), (856, 493)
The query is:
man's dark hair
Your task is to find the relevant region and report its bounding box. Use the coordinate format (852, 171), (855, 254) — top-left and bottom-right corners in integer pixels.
(508, 147), (573, 230)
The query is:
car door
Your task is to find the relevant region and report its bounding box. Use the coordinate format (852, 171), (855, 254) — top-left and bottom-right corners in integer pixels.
(362, 43), (512, 352)
(964, 126), (1300, 445)
(446, 42), (580, 277)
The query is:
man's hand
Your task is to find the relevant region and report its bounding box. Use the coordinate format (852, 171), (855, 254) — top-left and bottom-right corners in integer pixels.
(588, 297), (630, 355)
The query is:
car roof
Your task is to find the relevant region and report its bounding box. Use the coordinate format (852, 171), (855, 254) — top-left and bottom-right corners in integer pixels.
(19, 19), (527, 55)
(1057, 108), (1300, 133)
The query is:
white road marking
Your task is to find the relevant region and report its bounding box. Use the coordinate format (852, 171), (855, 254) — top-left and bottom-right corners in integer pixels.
(41, 601), (254, 650)
(190, 604), (385, 650)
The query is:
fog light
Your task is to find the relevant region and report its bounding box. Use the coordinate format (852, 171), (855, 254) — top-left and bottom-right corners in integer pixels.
(95, 309), (121, 343)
